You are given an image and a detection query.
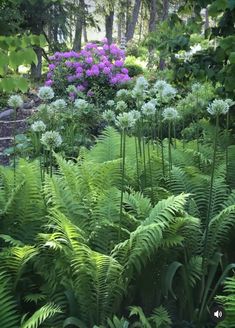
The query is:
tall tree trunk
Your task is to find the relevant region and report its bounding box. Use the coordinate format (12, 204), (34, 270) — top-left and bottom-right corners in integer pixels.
(148, 0), (157, 67)
(204, 7), (209, 32)
(159, 0), (169, 70)
(117, 14), (122, 44)
(125, 0), (131, 36)
(105, 11), (114, 44)
(126, 0), (142, 42)
(73, 0), (85, 51)
(148, 0), (157, 33)
(31, 47), (42, 80)
(138, 1), (144, 43)
(83, 21), (88, 43)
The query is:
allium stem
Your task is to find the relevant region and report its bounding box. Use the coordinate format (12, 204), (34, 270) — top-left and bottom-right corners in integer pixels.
(135, 136), (141, 191)
(168, 122), (172, 177)
(13, 108), (17, 185)
(119, 129), (126, 242)
(141, 117), (147, 187)
(225, 111), (229, 178)
(147, 139), (154, 204)
(49, 147), (53, 178)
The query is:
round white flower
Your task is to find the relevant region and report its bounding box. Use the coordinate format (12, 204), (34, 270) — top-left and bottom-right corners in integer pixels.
(51, 99), (67, 111)
(41, 131), (62, 149)
(162, 107), (179, 121)
(162, 84), (177, 100)
(107, 100), (115, 107)
(141, 101), (156, 116)
(8, 95), (23, 109)
(116, 100), (128, 112)
(115, 112), (136, 129)
(74, 99), (89, 110)
(132, 86), (144, 100)
(116, 89), (130, 100)
(149, 99), (158, 107)
(31, 120), (46, 133)
(207, 99), (229, 116)
(66, 85), (77, 93)
(38, 86), (54, 101)
(136, 76), (148, 90)
(225, 98), (235, 107)
(47, 105), (58, 119)
(102, 110), (115, 122)
(153, 80), (168, 92)
(129, 110), (141, 121)
(191, 83), (201, 93)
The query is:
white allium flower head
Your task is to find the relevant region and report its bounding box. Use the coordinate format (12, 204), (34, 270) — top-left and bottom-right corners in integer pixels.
(116, 100), (128, 112)
(191, 82), (201, 93)
(207, 99), (230, 116)
(37, 104), (48, 112)
(116, 89), (130, 99)
(41, 131), (62, 149)
(102, 109), (115, 122)
(38, 86), (54, 101)
(8, 95), (23, 109)
(47, 105), (57, 119)
(107, 100), (115, 107)
(141, 101), (156, 116)
(51, 99), (67, 111)
(162, 107), (180, 121)
(136, 76), (149, 90)
(74, 99), (89, 110)
(162, 84), (177, 99)
(132, 86), (144, 100)
(31, 120), (46, 133)
(129, 110), (141, 121)
(149, 99), (158, 107)
(225, 98), (235, 107)
(115, 112), (136, 129)
(66, 85), (77, 93)
(153, 80), (168, 92)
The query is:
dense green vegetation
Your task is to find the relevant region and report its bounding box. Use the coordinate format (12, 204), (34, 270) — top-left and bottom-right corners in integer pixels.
(0, 0), (235, 327)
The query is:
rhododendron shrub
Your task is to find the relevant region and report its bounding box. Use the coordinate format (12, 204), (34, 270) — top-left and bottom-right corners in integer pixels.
(45, 39), (131, 102)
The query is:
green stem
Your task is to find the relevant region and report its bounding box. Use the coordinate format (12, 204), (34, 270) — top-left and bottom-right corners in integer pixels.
(135, 136), (141, 191)
(141, 117), (147, 187)
(119, 130), (126, 242)
(168, 122), (172, 177)
(225, 111), (229, 178)
(13, 108), (17, 185)
(49, 147), (53, 178)
(202, 114), (219, 290)
(147, 139), (154, 204)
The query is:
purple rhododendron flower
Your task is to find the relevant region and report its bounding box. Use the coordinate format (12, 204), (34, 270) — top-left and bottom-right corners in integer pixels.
(45, 79), (53, 86)
(101, 37), (108, 44)
(86, 57), (93, 64)
(115, 60), (124, 67)
(87, 90), (94, 97)
(77, 84), (86, 92)
(46, 39), (131, 95)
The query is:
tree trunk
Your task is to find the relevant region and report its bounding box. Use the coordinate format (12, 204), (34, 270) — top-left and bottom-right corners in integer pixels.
(125, 0), (131, 36)
(148, 0), (157, 67)
(73, 0), (85, 51)
(159, 0), (169, 70)
(31, 47), (42, 80)
(105, 11), (114, 44)
(126, 0), (142, 42)
(148, 0), (157, 33)
(83, 21), (88, 43)
(204, 7), (209, 32)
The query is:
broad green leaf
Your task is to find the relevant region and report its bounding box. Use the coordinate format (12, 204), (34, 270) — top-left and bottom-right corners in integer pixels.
(229, 52), (235, 64)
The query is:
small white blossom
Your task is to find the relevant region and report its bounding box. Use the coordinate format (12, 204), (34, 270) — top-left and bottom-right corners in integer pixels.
(191, 83), (201, 93)
(41, 131), (62, 149)
(38, 86), (54, 101)
(162, 85), (177, 100)
(47, 105), (58, 119)
(207, 99), (230, 116)
(149, 99), (158, 107)
(116, 89), (130, 100)
(141, 101), (156, 116)
(136, 76), (148, 90)
(115, 112), (136, 129)
(51, 99), (67, 111)
(66, 85), (77, 93)
(107, 100), (115, 107)
(116, 100), (128, 112)
(132, 86), (145, 100)
(162, 107), (179, 121)
(74, 99), (89, 110)
(153, 80), (168, 92)
(129, 110), (141, 121)
(102, 110), (115, 123)
(8, 95), (23, 109)
(225, 98), (235, 107)
(31, 120), (46, 133)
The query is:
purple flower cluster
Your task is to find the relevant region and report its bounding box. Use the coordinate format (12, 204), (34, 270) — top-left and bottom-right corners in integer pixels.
(45, 38), (131, 95)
